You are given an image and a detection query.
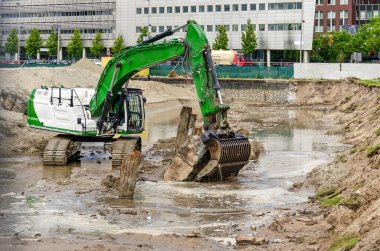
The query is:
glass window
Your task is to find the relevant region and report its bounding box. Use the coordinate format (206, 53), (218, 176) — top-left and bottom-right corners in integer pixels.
(152, 7), (157, 14)
(241, 4), (247, 11)
(216, 5), (221, 12)
(191, 6), (196, 12)
(175, 6), (180, 13)
(224, 5), (230, 11)
(151, 26), (157, 32)
(268, 3), (275, 10)
(207, 5), (213, 12)
(259, 24), (265, 31)
(328, 0), (336, 5)
(136, 8), (141, 14)
(327, 11), (336, 31)
(250, 4), (256, 11)
(199, 5), (205, 12)
(167, 7), (172, 13)
(200, 25), (204, 30)
(233, 4), (239, 11)
(259, 3), (265, 10)
(297, 2), (303, 9)
(232, 24), (239, 31)
(159, 26), (164, 32)
(340, 10), (348, 30)
(159, 7), (164, 13)
(241, 24), (247, 31)
(207, 25), (213, 32)
(144, 7), (149, 14)
(183, 6), (188, 13)
(136, 26), (141, 33)
(167, 26), (172, 30)
(224, 25), (230, 31)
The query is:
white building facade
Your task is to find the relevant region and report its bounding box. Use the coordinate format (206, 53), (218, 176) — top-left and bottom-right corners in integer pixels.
(1, 0), (314, 63)
(117, 0), (315, 63)
(0, 0), (116, 60)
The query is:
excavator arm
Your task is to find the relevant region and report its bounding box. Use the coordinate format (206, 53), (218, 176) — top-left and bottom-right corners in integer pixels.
(90, 20), (229, 133)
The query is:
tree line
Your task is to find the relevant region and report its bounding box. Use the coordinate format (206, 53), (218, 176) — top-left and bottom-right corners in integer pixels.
(5, 19), (258, 60)
(4, 27), (126, 60)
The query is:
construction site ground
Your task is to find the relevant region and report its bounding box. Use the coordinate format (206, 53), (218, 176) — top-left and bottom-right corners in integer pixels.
(0, 60), (379, 250)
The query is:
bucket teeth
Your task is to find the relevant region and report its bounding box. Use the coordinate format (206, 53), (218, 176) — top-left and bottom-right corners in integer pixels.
(195, 132), (251, 181)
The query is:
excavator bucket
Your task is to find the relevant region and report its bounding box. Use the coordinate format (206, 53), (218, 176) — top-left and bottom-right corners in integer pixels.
(197, 132), (251, 180)
(164, 107), (251, 182)
(165, 131), (251, 181)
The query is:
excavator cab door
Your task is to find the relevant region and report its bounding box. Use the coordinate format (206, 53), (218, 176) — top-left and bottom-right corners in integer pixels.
(125, 88), (145, 134)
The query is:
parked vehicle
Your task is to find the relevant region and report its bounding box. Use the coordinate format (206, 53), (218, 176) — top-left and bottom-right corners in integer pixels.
(211, 50), (253, 66)
(89, 59), (101, 66)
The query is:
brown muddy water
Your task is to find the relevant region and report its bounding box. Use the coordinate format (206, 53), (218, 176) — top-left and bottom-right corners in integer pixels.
(0, 104), (347, 246)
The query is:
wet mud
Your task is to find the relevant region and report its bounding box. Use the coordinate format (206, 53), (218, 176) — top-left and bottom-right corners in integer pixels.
(0, 102), (346, 250)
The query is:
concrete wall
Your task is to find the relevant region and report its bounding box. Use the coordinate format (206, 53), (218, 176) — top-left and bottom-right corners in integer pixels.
(294, 63), (380, 80)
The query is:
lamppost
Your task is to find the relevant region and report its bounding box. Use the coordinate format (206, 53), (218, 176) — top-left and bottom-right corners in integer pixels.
(299, 0), (304, 64)
(55, 25), (61, 64)
(16, 2), (20, 62)
(300, 19), (305, 63)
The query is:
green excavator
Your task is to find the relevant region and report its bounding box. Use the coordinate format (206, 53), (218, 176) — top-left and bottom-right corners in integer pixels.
(26, 20), (251, 181)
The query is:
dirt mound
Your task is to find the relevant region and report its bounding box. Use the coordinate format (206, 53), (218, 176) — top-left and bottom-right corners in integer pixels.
(0, 109), (52, 156)
(70, 58), (103, 75)
(0, 67), (99, 92)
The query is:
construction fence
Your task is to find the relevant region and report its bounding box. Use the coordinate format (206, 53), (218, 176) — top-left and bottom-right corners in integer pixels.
(149, 65), (294, 79)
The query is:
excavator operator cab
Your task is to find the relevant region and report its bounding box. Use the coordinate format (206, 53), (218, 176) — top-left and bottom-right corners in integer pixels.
(125, 88), (145, 134)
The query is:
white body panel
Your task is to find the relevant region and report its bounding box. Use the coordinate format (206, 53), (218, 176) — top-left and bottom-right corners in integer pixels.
(32, 88), (98, 134)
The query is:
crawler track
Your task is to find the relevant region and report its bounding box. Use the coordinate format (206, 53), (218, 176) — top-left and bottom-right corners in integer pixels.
(43, 135), (76, 166)
(111, 136), (141, 169)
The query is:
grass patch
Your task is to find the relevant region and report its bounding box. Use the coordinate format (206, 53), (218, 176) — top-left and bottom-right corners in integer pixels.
(25, 196), (39, 207)
(329, 234), (359, 251)
(342, 197), (360, 210)
(320, 196), (343, 208)
(375, 128), (380, 137)
(315, 187), (336, 200)
(367, 144), (380, 157)
(344, 96), (352, 102)
(359, 79), (380, 88)
(350, 148), (357, 154)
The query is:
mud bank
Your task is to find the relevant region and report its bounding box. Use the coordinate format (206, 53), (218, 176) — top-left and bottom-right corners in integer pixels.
(250, 80), (380, 251)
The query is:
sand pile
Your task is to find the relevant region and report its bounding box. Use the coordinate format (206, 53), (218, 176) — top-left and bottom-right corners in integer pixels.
(0, 67), (100, 92)
(129, 80), (195, 104)
(0, 66), (196, 106)
(70, 58), (103, 75)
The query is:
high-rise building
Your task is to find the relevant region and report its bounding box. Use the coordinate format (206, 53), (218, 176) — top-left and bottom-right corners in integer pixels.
(0, 0), (115, 60)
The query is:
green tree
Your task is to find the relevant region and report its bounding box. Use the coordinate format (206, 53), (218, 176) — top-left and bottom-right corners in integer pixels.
(241, 19), (257, 54)
(213, 25), (229, 50)
(352, 16), (380, 57)
(111, 34), (125, 55)
(67, 29), (83, 59)
(137, 27), (150, 43)
(90, 32), (104, 58)
(5, 28), (18, 59)
(310, 31), (353, 63)
(25, 27), (42, 58)
(45, 26), (58, 57)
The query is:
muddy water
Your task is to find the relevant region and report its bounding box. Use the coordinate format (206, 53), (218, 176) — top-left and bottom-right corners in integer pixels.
(0, 106), (346, 245)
